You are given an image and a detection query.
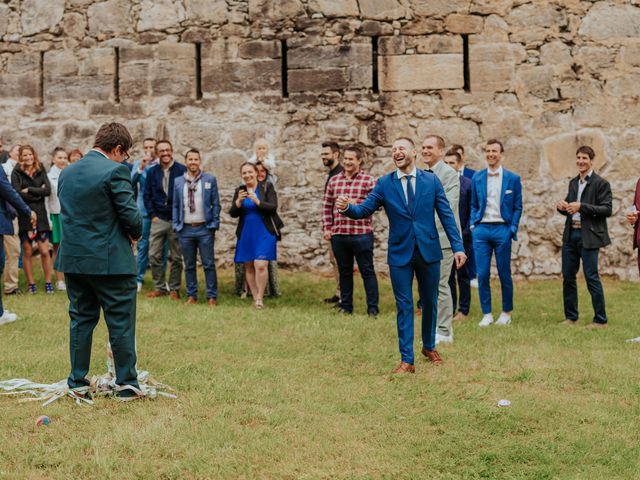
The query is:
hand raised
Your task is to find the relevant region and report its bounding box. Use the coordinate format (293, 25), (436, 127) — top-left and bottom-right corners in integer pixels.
(335, 195), (350, 211)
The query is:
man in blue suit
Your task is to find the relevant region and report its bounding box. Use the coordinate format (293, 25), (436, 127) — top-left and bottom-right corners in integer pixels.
(173, 148), (221, 306)
(0, 168), (35, 325)
(336, 137), (466, 374)
(451, 143), (477, 285)
(445, 151), (472, 321)
(470, 139), (522, 327)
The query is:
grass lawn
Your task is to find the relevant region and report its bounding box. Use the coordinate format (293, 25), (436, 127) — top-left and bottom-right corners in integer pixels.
(1, 270), (640, 479)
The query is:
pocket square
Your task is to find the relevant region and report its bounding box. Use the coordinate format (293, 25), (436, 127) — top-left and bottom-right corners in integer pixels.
(205, 182), (212, 189)
(505, 190), (513, 194)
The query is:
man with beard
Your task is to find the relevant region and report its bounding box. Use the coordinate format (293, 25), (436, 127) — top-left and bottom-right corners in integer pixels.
(336, 137), (466, 374)
(321, 141), (343, 305)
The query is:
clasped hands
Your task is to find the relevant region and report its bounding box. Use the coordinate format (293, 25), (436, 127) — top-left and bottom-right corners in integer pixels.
(236, 189), (260, 208)
(557, 200), (581, 215)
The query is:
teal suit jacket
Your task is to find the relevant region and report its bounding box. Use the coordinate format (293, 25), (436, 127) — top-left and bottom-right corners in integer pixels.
(55, 150), (143, 275)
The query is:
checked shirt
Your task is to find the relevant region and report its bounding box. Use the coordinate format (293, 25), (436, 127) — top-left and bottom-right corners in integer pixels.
(322, 170), (376, 235)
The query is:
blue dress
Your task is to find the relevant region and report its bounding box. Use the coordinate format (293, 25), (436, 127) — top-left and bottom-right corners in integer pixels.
(234, 190), (277, 262)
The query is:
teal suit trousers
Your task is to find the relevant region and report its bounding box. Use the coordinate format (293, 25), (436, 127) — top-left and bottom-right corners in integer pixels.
(65, 273), (138, 390)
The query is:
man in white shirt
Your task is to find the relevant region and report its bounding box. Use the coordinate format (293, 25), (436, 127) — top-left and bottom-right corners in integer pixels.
(469, 140), (523, 327)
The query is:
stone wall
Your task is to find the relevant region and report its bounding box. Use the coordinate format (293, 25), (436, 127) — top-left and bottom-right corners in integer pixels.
(1, 0), (639, 279)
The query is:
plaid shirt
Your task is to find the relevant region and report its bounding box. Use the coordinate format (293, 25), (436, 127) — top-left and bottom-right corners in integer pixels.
(322, 170), (376, 235)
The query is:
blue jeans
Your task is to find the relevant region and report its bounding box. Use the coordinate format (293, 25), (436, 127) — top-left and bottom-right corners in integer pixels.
(178, 225), (217, 299)
(472, 223), (513, 314)
(562, 228), (607, 323)
(331, 233), (379, 313)
(389, 246), (440, 365)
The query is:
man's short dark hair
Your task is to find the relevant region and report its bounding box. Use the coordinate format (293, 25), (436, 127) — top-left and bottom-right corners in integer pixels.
(424, 135), (445, 149)
(344, 144), (364, 161)
(322, 141), (340, 153)
(450, 143), (464, 155)
(444, 151), (462, 163)
(576, 145), (595, 160)
(52, 146), (66, 157)
(486, 139), (504, 153)
(185, 148), (200, 159)
(395, 136), (415, 148)
(143, 137), (157, 144)
(93, 122), (133, 153)
(156, 139), (173, 150)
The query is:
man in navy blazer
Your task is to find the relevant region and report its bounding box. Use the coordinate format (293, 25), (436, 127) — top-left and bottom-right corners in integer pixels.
(444, 151), (472, 321)
(0, 168), (35, 325)
(470, 139), (523, 327)
(143, 140), (186, 299)
(337, 137), (466, 374)
(172, 149), (220, 306)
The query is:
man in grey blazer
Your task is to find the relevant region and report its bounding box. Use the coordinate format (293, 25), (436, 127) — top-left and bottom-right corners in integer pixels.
(421, 135), (461, 344)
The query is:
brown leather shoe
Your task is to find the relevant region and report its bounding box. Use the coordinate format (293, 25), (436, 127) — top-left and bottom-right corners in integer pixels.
(586, 322), (608, 330)
(561, 319), (577, 325)
(391, 362), (415, 374)
(186, 296), (197, 305)
(421, 348), (443, 366)
(169, 291), (180, 301)
(147, 290), (168, 298)
(207, 298), (217, 307)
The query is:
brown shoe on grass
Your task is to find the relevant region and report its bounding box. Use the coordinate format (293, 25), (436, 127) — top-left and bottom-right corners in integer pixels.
(391, 362), (415, 374)
(169, 291), (180, 301)
(186, 296), (197, 305)
(421, 348), (443, 366)
(146, 290), (168, 298)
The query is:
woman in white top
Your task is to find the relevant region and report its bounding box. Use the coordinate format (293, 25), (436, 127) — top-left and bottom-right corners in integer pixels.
(47, 147), (69, 290)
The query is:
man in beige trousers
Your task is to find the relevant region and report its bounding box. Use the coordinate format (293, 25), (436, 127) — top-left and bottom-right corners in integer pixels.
(2, 145), (21, 294)
(421, 135), (461, 344)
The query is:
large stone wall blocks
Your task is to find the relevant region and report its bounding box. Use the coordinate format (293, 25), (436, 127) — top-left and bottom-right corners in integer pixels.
(288, 68), (349, 92)
(20, 0), (65, 36)
(88, 0), (133, 35)
(542, 129), (607, 181)
(288, 44), (371, 69)
(309, 0), (359, 17)
(379, 54), (464, 91)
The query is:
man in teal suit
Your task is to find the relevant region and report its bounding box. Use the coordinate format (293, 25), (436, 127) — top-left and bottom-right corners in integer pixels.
(55, 122), (143, 399)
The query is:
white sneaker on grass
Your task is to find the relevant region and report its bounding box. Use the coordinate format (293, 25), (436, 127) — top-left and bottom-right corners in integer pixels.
(470, 278), (479, 289)
(495, 312), (512, 325)
(56, 281), (67, 291)
(0, 311), (18, 325)
(435, 333), (454, 345)
(137, 282), (142, 292)
(479, 313), (494, 327)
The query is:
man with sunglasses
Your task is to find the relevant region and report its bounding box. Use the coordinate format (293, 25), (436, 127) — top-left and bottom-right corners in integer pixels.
(56, 122), (144, 400)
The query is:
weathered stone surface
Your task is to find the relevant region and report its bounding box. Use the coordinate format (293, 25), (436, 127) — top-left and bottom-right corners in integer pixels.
(401, 18), (444, 35)
(542, 129), (607, 181)
(238, 40), (280, 59)
(619, 41), (640, 67)
(184, 0), (228, 23)
(515, 65), (558, 101)
(415, 35), (463, 54)
(470, 0), (513, 16)
(203, 60), (280, 93)
(359, 20), (394, 36)
(359, 0), (405, 20)
(379, 54), (464, 91)
(88, 0), (132, 35)
(0, 5), (9, 37)
(137, 0), (186, 32)
(20, 0), (65, 36)
(507, 3), (566, 28)
(248, 0), (305, 22)
(309, 0), (359, 17)
(289, 44), (371, 69)
(410, 0), (470, 17)
(469, 43), (524, 92)
(289, 68), (349, 92)
(540, 41), (571, 68)
(579, 3), (640, 41)
(61, 13), (87, 40)
(445, 14), (483, 34)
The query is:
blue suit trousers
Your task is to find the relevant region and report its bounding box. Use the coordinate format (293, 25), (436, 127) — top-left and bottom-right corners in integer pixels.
(472, 223), (513, 314)
(389, 245), (440, 365)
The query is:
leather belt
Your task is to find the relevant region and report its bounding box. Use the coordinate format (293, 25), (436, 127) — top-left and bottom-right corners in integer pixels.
(571, 220), (581, 229)
(184, 222), (205, 227)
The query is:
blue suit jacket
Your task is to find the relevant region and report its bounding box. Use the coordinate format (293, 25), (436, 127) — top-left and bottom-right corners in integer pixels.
(462, 166), (476, 180)
(342, 169), (464, 267)
(143, 162), (187, 221)
(459, 175), (472, 238)
(0, 167), (30, 235)
(172, 173), (221, 232)
(470, 167), (523, 240)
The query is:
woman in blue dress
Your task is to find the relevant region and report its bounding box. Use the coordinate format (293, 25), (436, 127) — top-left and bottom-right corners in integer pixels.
(230, 162), (284, 309)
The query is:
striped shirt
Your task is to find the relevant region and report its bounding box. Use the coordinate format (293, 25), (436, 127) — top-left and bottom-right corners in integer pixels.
(322, 170), (376, 235)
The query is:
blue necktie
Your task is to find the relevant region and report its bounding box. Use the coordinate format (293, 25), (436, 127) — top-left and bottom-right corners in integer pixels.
(406, 176), (414, 212)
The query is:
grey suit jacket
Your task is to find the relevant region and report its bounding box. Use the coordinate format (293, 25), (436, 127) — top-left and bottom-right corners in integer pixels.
(431, 160), (461, 249)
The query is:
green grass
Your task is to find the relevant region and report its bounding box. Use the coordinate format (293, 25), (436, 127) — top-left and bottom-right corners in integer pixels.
(1, 270), (640, 479)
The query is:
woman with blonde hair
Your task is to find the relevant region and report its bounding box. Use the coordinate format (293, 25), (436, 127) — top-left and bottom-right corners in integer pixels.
(11, 145), (53, 294)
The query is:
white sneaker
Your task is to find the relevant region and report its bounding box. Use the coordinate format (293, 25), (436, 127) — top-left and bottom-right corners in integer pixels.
(56, 281), (67, 291)
(435, 333), (454, 344)
(470, 278), (479, 289)
(137, 282), (142, 292)
(0, 311), (18, 325)
(479, 313), (494, 327)
(496, 312), (512, 325)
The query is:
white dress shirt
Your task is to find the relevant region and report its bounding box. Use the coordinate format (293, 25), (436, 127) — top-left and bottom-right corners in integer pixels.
(397, 167), (417, 205)
(183, 177), (205, 224)
(481, 166), (504, 223)
(572, 169), (592, 222)
(47, 165), (63, 215)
